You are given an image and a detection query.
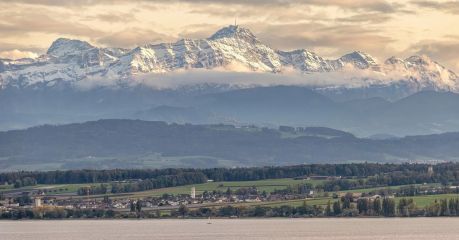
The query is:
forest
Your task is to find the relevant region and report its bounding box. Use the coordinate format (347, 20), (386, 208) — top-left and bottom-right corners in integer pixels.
(2, 119), (459, 170)
(2, 163), (459, 192)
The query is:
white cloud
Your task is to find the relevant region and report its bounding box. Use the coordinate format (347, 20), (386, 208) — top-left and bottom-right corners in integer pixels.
(73, 65), (411, 91)
(0, 49), (38, 59)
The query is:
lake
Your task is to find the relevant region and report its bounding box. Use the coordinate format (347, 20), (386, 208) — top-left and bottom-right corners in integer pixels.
(1, 218), (459, 239)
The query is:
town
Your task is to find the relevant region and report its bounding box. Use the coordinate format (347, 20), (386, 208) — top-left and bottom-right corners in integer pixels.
(2, 164), (459, 219)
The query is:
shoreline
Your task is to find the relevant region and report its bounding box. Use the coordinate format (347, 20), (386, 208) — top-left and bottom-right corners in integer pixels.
(2, 216), (459, 221)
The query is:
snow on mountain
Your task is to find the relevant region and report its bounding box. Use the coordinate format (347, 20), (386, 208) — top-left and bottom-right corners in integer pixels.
(47, 38), (93, 57)
(278, 49), (335, 72)
(383, 55), (458, 91)
(337, 51), (379, 70)
(0, 25), (458, 92)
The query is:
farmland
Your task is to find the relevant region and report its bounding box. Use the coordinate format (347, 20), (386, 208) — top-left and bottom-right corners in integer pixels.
(3, 163), (459, 219)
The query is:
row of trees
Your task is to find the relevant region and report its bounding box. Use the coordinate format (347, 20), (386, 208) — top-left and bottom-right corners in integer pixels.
(78, 177), (442, 197)
(175, 197), (459, 218)
(110, 172), (208, 194)
(12, 177), (37, 188)
(3, 197), (459, 219)
(3, 163), (459, 187)
(76, 172), (209, 195)
(0, 207), (116, 219)
(77, 184), (108, 196)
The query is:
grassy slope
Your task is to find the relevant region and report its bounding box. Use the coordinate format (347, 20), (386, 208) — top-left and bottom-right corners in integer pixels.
(394, 194), (459, 208)
(73, 178), (325, 199)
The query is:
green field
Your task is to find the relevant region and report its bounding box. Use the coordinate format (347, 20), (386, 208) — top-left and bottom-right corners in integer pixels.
(0, 183), (108, 195)
(0, 184), (52, 193)
(394, 194), (459, 208)
(2, 178), (323, 200)
(5, 177), (459, 211)
(0, 184), (12, 190)
(338, 183), (441, 194)
(41, 183), (107, 194)
(94, 178), (326, 199)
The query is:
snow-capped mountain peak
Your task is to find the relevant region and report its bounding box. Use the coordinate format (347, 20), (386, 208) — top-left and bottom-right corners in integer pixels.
(47, 38), (94, 57)
(0, 25), (458, 93)
(339, 51), (379, 70)
(382, 54), (458, 90)
(208, 25), (258, 43)
(278, 49), (334, 72)
(384, 56), (404, 65)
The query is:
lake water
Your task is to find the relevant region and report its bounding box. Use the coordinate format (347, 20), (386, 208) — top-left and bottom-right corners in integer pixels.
(1, 218), (459, 239)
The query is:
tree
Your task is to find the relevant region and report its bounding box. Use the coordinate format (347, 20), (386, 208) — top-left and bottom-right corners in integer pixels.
(425, 201), (440, 217)
(178, 204), (189, 217)
(398, 198), (413, 217)
(333, 201), (342, 215)
(136, 200), (142, 212)
(297, 201), (313, 216)
(342, 198), (351, 209)
(382, 198), (395, 217)
(449, 198), (459, 216)
(14, 180), (22, 188)
(325, 200), (332, 216)
(357, 198), (369, 215)
(373, 198), (382, 216)
(130, 201), (136, 212)
(341, 193), (353, 209)
(253, 206), (266, 217)
(439, 199), (449, 216)
(226, 187), (232, 196)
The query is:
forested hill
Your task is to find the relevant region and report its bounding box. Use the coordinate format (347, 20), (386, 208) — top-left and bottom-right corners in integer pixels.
(1, 119), (459, 170)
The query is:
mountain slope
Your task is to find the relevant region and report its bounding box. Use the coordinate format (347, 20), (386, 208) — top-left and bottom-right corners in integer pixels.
(1, 119), (459, 171)
(0, 25), (457, 94)
(2, 84), (459, 136)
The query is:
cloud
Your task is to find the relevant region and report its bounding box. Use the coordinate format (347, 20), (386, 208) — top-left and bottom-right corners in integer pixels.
(250, 23), (394, 60)
(185, 0), (405, 22)
(406, 39), (459, 71)
(412, 1), (459, 14)
(169, 0), (403, 13)
(0, 0), (458, 74)
(96, 28), (175, 48)
(336, 13), (393, 24)
(74, 64), (412, 91)
(7, 0), (405, 16)
(303, 0), (403, 13)
(0, 42), (44, 53)
(178, 24), (221, 39)
(0, 0), (134, 7)
(0, 49), (38, 59)
(0, 8), (103, 37)
(86, 12), (137, 23)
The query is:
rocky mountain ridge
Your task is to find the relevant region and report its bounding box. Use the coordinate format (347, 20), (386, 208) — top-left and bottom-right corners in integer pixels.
(0, 25), (457, 92)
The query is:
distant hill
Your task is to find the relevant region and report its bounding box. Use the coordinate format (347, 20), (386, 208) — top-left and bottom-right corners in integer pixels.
(194, 86), (459, 136)
(1, 119), (459, 171)
(1, 25), (459, 137)
(3, 86), (459, 136)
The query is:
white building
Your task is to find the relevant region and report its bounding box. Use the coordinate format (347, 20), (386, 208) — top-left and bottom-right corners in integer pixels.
(191, 187), (196, 199)
(34, 197), (42, 207)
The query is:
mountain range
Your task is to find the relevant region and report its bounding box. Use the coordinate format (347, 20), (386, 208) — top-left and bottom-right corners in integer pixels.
(0, 25), (457, 94)
(1, 119), (458, 171)
(1, 25), (459, 137)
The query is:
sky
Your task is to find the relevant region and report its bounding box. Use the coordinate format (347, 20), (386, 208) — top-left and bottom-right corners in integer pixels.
(0, 0), (458, 71)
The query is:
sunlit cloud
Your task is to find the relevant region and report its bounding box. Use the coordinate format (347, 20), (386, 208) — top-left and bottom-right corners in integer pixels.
(0, 0), (458, 71)
(413, 1), (459, 14)
(74, 63), (421, 91)
(0, 49), (38, 59)
(97, 28), (175, 48)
